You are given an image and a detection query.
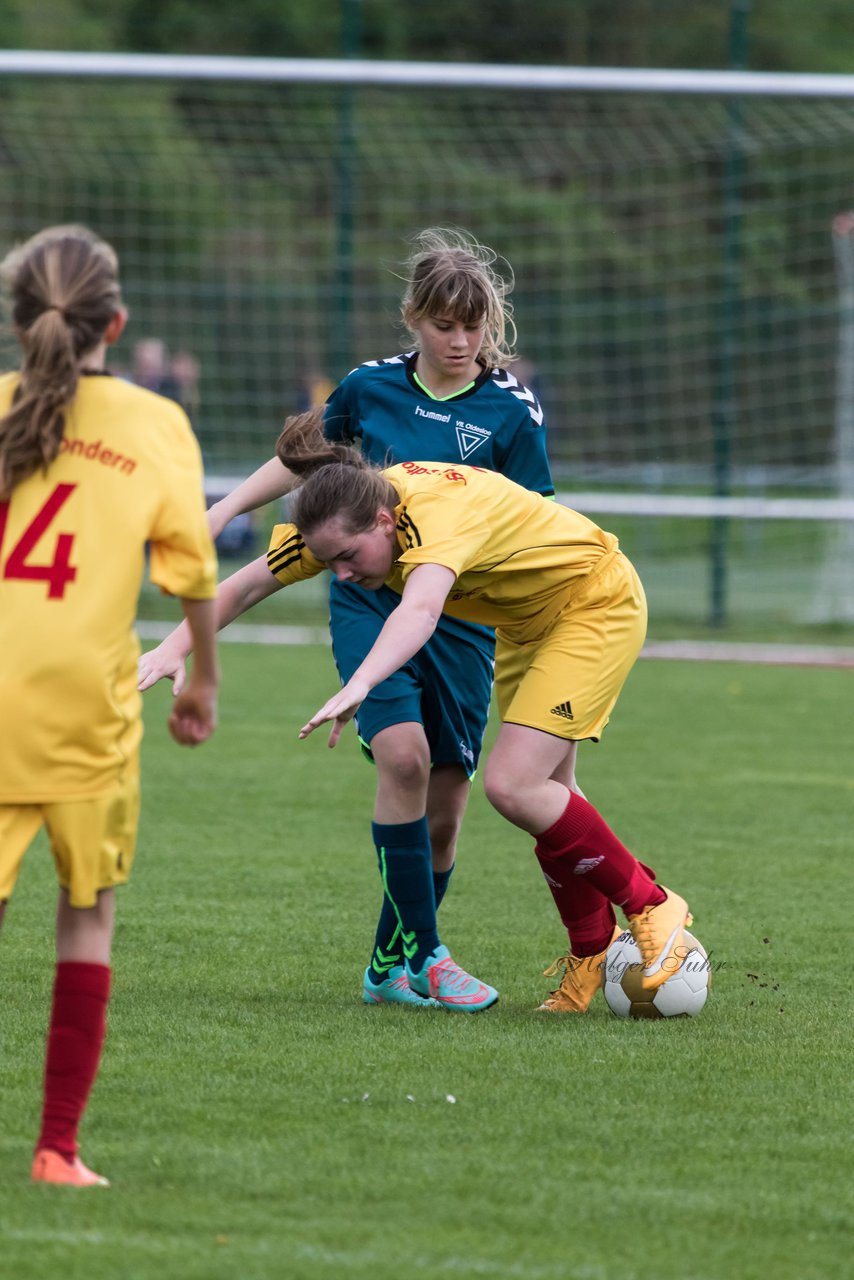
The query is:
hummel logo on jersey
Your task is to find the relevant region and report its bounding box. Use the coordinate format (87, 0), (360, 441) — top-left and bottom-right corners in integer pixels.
(415, 403), (451, 424)
(550, 701), (574, 720)
(573, 856), (605, 876)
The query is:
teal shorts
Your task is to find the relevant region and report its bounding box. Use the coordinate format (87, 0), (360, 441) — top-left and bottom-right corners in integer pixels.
(329, 580), (494, 777)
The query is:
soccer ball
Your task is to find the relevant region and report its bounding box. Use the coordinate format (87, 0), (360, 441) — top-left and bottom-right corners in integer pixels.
(603, 928), (712, 1019)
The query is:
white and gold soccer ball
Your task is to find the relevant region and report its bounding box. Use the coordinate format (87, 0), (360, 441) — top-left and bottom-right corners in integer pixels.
(603, 928), (712, 1019)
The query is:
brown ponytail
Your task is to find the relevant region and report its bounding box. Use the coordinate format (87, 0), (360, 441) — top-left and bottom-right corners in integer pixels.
(0, 225), (122, 500)
(276, 406), (399, 535)
(274, 405), (358, 476)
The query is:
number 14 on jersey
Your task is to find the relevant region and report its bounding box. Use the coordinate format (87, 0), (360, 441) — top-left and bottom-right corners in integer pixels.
(0, 483), (77, 599)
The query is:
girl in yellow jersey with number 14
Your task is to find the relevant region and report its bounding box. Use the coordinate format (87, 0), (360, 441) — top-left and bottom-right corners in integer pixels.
(0, 226), (220, 1187)
(140, 407), (695, 1013)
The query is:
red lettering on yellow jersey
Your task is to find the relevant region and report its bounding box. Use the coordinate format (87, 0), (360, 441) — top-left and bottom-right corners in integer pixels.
(58, 436), (137, 475)
(400, 461), (469, 484)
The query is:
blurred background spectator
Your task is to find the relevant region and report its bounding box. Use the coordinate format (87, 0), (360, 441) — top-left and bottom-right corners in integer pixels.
(131, 338), (183, 402)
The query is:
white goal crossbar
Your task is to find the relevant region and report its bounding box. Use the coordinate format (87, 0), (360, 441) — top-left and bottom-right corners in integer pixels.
(4, 51), (854, 98)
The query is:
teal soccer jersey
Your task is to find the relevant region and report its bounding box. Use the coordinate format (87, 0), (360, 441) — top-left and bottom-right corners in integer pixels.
(324, 351), (553, 496)
(322, 351), (555, 769)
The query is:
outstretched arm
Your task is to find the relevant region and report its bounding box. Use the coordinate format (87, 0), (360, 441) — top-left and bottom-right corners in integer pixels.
(167, 597), (220, 745)
(207, 458), (297, 539)
(138, 555), (283, 693)
(299, 563), (455, 747)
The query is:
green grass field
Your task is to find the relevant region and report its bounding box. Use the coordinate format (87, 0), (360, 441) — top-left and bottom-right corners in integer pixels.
(2, 646), (851, 1280)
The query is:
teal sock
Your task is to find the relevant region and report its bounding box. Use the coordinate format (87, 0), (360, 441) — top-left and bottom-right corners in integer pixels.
(369, 901), (402, 979)
(371, 818), (439, 976)
(369, 863), (455, 980)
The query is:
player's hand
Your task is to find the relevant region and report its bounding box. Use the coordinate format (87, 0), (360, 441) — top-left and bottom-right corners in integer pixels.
(138, 642), (188, 694)
(299, 678), (369, 748)
(168, 679), (218, 746)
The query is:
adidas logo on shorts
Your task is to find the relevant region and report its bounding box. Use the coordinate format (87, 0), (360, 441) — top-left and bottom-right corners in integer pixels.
(550, 700), (574, 720)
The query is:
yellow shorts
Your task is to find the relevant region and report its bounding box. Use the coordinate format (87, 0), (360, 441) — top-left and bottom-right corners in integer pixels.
(494, 551), (647, 741)
(0, 765), (140, 909)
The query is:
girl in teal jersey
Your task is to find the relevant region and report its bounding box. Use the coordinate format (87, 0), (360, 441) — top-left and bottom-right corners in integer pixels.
(154, 230), (587, 1012)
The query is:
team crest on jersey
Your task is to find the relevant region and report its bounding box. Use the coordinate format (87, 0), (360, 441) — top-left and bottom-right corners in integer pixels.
(455, 423), (491, 459)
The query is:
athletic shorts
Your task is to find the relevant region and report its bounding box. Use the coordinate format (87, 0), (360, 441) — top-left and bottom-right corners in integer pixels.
(329, 580), (494, 776)
(0, 762), (140, 909)
(495, 550), (648, 741)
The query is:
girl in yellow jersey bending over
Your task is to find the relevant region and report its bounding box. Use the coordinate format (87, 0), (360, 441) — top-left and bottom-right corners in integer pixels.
(140, 408), (694, 1011)
(0, 226), (219, 1187)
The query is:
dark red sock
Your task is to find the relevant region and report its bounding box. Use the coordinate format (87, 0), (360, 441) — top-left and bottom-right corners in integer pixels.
(536, 793), (665, 917)
(534, 845), (617, 955)
(37, 961), (111, 1161)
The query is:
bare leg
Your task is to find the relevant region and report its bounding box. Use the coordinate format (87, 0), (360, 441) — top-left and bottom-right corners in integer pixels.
(550, 741), (585, 798)
(426, 764), (471, 873)
(484, 723), (575, 833)
(371, 722), (431, 823)
(56, 886), (115, 964)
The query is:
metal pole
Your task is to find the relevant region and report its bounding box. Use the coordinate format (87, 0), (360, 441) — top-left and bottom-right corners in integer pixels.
(831, 215), (854, 508)
(709, 0), (750, 627)
(808, 213), (854, 621)
(330, 0), (360, 377)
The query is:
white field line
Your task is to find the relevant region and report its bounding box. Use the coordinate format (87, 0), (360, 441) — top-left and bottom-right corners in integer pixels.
(136, 621), (854, 668)
(137, 620), (330, 646)
(641, 640), (854, 668)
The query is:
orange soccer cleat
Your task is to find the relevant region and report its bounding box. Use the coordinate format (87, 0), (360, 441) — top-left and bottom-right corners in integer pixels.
(536, 924), (622, 1013)
(626, 887), (693, 991)
(31, 1148), (110, 1188)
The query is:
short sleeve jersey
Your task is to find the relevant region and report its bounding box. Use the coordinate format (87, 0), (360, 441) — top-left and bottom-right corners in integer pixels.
(267, 462), (617, 642)
(0, 372), (217, 802)
(324, 352), (553, 496)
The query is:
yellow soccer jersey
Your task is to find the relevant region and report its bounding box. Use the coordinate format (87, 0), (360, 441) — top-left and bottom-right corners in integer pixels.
(267, 461), (618, 640)
(0, 372), (217, 802)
